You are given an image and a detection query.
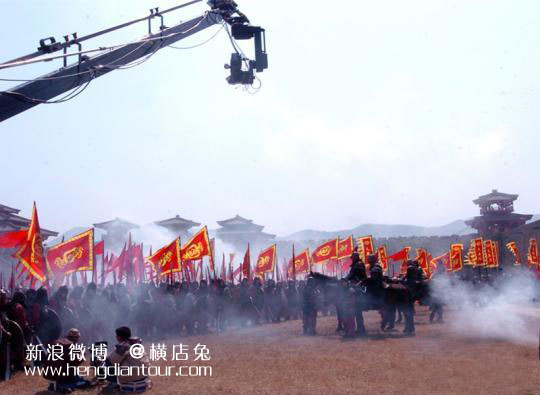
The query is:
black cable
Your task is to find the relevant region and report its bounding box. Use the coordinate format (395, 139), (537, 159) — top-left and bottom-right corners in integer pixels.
(1, 73), (94, 104)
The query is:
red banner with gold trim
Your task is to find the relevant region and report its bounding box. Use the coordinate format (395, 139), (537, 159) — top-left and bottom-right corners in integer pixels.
(14, 203), (46, 283)
(255, 244), (276, 276)
(377, 245), (388, 272)
(484, 240), (495, 268)
(356, 236), (374, 263)
(527, 239), (538, 268)
(312, 239), (338, 264)
(471, 238), (485, 266)
(46, 229), (94, 278)
(180, 227), (212, 261)
(450, 244), (463, 272)
(337, 237), (353, 260)
(288, 249), (310, 275)
(146, 238), (181, 275)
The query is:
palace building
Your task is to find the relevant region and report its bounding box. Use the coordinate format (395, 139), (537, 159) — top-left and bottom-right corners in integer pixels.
(216, 215), (275, 250)
(93, 217), (138, 253)
(465, 189), (532, 237)
(155, 215), (201, 240)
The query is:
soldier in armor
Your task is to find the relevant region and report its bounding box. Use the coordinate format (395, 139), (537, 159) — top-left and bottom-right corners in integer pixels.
(251, 277), (266, 324)
(213, 279), (226, 332)
(346, 247), (367, 284)
(238, 278), (253, 326)
(302, 277), (319, 335)
(180, 282), (197, 335)
(195, 280), (210, 334)
(365, 254), (384, 310)
(6, 291), (32, 343)
(285, 280), (299, 320)
(400, 263), (417, 335)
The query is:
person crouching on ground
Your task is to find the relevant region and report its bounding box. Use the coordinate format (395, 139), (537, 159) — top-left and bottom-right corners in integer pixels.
(44, 328), (92, 393)
(104, 326), (151, 392)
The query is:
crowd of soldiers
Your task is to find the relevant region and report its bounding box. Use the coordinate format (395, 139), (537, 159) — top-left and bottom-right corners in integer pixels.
(0, 249), (434, 352)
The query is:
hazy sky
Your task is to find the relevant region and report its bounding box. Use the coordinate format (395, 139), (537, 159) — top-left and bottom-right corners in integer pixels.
(1, 0), (539, 236)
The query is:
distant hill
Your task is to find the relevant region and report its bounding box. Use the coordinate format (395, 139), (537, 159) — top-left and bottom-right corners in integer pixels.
(279, 220), (476, 242)
(280, 215), (540, 242)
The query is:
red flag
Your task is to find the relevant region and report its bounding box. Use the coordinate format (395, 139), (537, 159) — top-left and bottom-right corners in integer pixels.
(469, 237), (485, 266)
(337, 236), (353, 260)
(146, 238), (181, 276)
(312, 239), (338, 264)
(527, 239), (538, 268)
(377, 245), (388, 272)
(388, 246), (410, 261)
(255, 244), (276, 277)
(484, 240), (495, 267)
(450, 244), (464, 272)
(431, 252), (450, 272)
(388, 246), (411, 274)
(14, 203), (46, 283)
(94, 240), (104, 255)
(506, 241), (521, 265)
(288, 249), (310, 275)
(242, 244), (251, 280)
(46, 229), (94, 279)
(221, 253), (226, 281)
(357, 236), (375, 264)
(180, 227), (212, 261)
(415, 248), (429, 276)
(0, 229), (28, 248)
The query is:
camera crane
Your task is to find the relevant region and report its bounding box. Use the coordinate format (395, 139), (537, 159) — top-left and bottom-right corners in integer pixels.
(0, 0), (268, 123)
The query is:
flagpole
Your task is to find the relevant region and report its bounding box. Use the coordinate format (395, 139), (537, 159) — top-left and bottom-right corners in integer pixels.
(292, 244), (296, 282)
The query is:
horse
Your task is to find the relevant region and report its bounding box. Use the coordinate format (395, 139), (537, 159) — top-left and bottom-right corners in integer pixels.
(309, 272), (416, 335)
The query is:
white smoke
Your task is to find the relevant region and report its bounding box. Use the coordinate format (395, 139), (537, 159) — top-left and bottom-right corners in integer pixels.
(432, 270), (540, 346)
(130, 224), (177, 255)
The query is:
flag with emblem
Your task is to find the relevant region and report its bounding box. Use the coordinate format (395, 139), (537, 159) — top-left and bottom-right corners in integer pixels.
(312, 239), (338, 264)
(146, 238), (181, 276)
(46, 229), (94, 279)
(337, 236), (353, 260)
(288, 249), (310, 275)
(180, 227), (212, 261)
(14, 203), (46, 283)
(255, 244), (276, 276)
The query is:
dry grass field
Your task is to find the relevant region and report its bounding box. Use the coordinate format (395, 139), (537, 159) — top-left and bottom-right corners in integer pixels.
(2, 306), (539, 395)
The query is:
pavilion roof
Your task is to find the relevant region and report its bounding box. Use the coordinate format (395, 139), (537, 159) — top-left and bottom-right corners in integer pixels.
(155, 215), (201, 228)
(93, 217), (138, 230)
(473, 189), (518, 205)
(0, 203), (20, 214)
(217, 215), (255, 226)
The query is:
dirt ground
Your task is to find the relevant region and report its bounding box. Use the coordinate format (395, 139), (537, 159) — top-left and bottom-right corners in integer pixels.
(1, 306), (539, 395)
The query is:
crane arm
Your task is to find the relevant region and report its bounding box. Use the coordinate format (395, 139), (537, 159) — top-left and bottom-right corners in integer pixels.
(0, 0), (268, 123)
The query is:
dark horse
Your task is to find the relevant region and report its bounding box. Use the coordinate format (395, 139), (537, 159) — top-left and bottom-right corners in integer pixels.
(310, 272), (416, 335)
